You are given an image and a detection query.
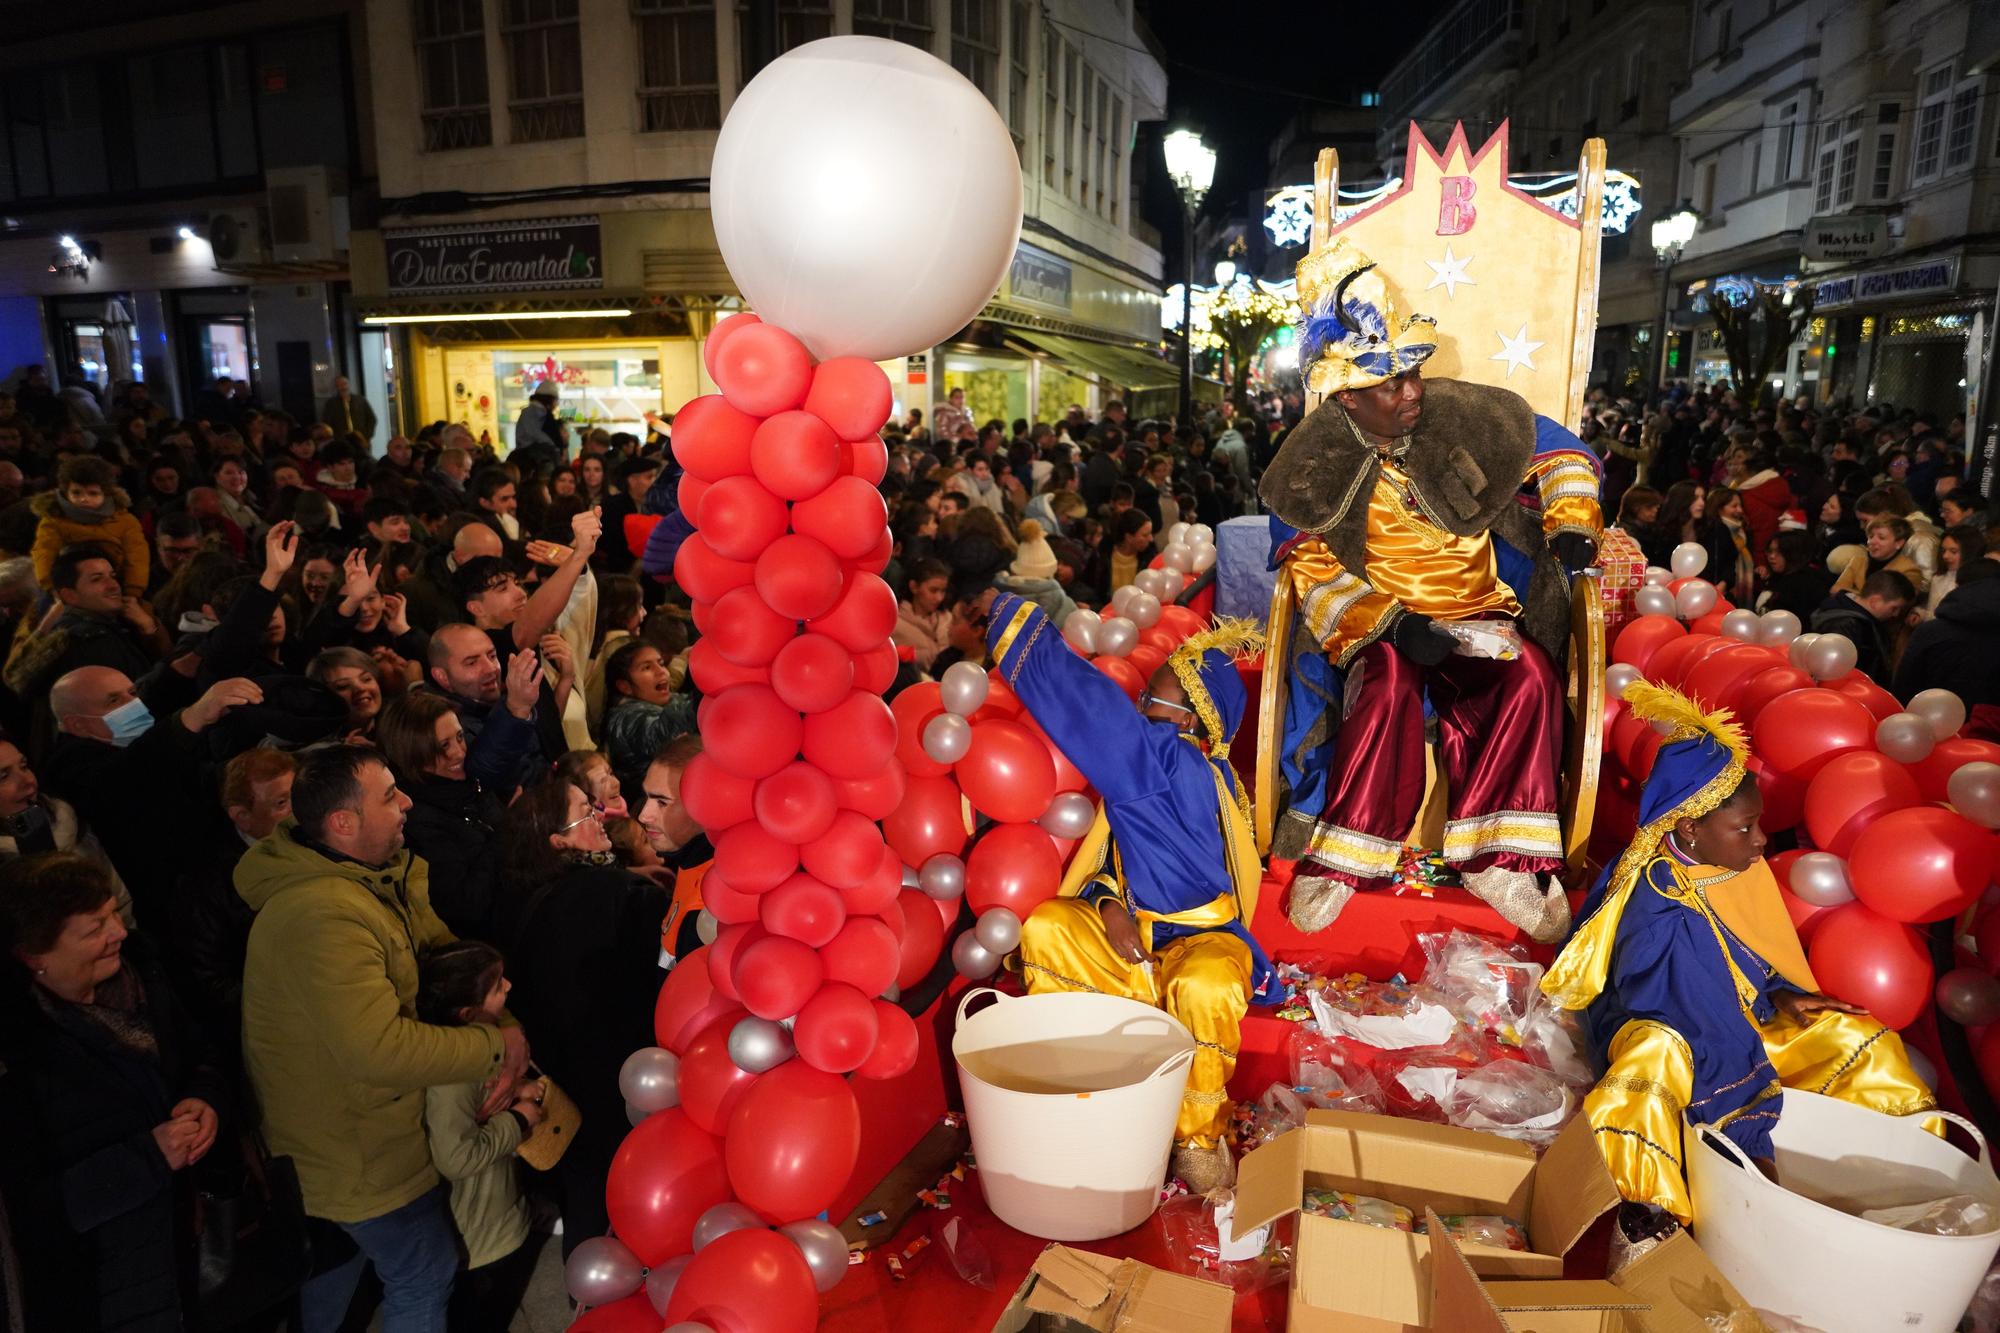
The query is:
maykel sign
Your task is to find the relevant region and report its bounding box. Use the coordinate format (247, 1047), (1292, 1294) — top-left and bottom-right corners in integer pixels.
(385, 217), (602, 295)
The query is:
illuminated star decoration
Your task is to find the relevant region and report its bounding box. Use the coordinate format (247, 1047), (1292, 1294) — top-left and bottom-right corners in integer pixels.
(1263, 186), (1315, 248)
(1424, 245), (1475, 298)
(1490, 325), (1544, 378)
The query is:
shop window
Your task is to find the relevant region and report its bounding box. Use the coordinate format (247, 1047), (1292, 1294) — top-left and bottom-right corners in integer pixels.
(636, 0), (721, 131)
(415, 0), (493, 151)
(502, 0), (585, 142)
(1007, 0), (1029, 155)
(853, 0), (933, 50)
(1912, 63), (1953, 182)
(950, 0), (999, 102)
(495, 348), (664, 438)
(735, 1), (833, 87)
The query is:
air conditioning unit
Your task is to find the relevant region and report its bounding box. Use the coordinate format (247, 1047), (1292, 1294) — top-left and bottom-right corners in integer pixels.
(266, 165), (349, 263)
(207, 207), (268, 266)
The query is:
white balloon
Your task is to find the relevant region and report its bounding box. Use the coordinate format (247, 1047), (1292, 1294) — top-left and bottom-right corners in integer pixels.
(1605, 663), (1643, 699)
(1788, 851), (1855, 907)
(1163, 522), (1190, 549)
(922, 711), (972, 763)
(694, 909), (719, 945)
(1156, 569), (1186, 599)
(1163, 543), (1196, 574)
(1632, 586), (1677, 618)
(1191, 544), (1217, 574)
(711, 38), (1022, 360)
(692, 1201), (763, 1251)
(1125, 592), (1162, 629)
(1788, 632), (1821, 670)
(938, 659), (990, 716)
(1674, 580), (1717, 619)
(1909, 687), (1968, 741)
(918, 852), (966, 900)
(1133, 569), (1169, 599)
(1804, 632), (1857, 682)
(1875, 712), (1937, 765)
(1644, 566), (1674, 587)
(1670, 542), (1708, 579)
(1758, 609), (1802, 647)
(1719, 609), (1762, 642)
(974, 906), (1023, 954)
(1038, 790), (1095, 839)
(952, 932), (1001, 979)
(1110, 585), (1140, 615)
(1061, 608), (1101, 654)
(1096, 616), (1138, 657)
(1187, 524), (1215, 546)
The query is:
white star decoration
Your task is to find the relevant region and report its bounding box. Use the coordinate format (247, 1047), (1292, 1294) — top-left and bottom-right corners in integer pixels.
(1424, 245), (1475, 297)
(1490, 324), (1545, 378)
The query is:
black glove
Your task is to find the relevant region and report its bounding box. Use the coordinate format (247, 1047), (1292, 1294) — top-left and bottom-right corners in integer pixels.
(1552, 531), (1598, 578)
(1391, 613), (1454, 667)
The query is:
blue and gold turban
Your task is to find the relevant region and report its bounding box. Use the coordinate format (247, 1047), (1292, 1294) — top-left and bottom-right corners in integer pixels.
(1295, 234), (1438, 396)
(1164, 618), (1265, 827)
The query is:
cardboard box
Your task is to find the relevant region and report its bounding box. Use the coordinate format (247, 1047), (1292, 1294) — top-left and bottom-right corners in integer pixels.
(990, 1244), (1234, 1333)
(1428, 1208), (1650, 1333)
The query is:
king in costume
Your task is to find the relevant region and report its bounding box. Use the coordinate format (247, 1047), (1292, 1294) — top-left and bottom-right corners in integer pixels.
(1541, 681), (1936, 1224)
(1262, 234), (1601, 941)
(983, 591), (1277, 1193)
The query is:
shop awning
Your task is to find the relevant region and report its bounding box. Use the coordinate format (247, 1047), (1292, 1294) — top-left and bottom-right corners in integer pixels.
(1004, 329), (1179, 391)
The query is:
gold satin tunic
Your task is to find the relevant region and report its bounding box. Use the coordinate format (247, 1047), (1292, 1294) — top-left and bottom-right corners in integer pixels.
(1363, 459), (1522, 621)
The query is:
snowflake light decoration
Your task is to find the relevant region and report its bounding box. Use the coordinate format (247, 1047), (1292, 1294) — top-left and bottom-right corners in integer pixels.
(1263, 186), (1315, 248)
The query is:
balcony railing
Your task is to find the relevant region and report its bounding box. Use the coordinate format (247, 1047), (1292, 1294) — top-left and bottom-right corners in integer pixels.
(1379, 0), (1524, 121)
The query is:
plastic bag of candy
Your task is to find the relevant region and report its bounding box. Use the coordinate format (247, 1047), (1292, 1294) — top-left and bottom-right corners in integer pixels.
(1445, 1060), (1577, 1148)
(1151, 1190), (1291, 1293)
(1518, 997), (1595, 1087)
(1304, 971), (1460, 1050)
(1302, 1188), (1414, 1232)
(1287, 1027), (1388, 1111)
(1418, 930), (1545, 1045)
(1422, 1213), (1530, 1252)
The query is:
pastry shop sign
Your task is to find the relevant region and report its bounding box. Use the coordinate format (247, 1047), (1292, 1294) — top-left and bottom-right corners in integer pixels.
(386, 217), (602, 294)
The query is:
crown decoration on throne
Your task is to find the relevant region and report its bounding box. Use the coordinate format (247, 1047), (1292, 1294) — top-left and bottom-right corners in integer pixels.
(1295, 234), (1439, 397)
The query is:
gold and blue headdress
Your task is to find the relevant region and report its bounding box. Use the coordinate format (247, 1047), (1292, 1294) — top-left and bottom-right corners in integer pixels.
(1295, 234), (1438, 396)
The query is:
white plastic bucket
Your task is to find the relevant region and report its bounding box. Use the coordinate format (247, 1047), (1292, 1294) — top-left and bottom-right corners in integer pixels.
(952, 987), (1194, 1241)
(1688, 1091), (2000, 1332)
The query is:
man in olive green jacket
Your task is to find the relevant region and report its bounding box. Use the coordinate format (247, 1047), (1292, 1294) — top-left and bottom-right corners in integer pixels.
(239, 745), (529, 1333)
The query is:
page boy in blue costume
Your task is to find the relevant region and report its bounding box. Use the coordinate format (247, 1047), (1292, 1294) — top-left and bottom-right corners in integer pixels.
(982, 590), (1276, 1193)
(1541, 681), (1936, 1228)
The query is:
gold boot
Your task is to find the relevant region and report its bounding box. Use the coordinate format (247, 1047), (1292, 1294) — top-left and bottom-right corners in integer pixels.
(1170, 1141), (1236, 1196)
(1287, 873), (1357, 933)
(1462, 866), (1570, 943)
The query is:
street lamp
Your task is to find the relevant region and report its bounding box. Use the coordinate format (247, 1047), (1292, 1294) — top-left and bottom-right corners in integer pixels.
(1650, 200), (1701, 390)
(1164, 128), (1216, 426)
(1214, 259), (1237, 287)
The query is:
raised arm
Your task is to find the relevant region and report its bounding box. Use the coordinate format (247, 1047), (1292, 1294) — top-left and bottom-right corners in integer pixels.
(513, 507), (601, 650)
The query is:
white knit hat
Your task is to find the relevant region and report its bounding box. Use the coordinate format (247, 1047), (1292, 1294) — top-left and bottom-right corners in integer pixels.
(1011, 519), (1058, 580)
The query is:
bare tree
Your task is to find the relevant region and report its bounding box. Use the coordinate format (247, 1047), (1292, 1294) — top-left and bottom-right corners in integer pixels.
(1710, 283), (1814, 411)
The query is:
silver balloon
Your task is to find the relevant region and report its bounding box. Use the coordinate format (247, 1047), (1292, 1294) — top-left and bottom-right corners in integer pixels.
(1719, 609), (1762, 642)
(939, 659), (990, 716)
(881, 981), (901, 1002)
(626, 1101), (653, 1126)
(1788, 851), (1854, 907)
(564, 1235), (644, 1306)
(919, 852), (966, 900)
(1125, 591), (1162, 629)
(1937, 967), (2000, 1027)
(1644, 566), (1674, 587)
(1674, 580), (1717, 619)
(922, 711), (972, 763)
(694, 909), (719, 945)
(1604, 663), (1643, 700)
(1187, 523), (1215, 546)
(974, 906), (1023, 954)
(1062, 608), (1101, 653)
(1875, 712), (1937, 765)
(1910, 687), (1968, 741)
(692, 1201), (763, 1251)
(1163, 522), (1190, 549)
(1632, 585), (1677, 618)
(1038, 790), (1095, 839)
(1156, 568), (1186, 599)
(901, 863), (922, 889)
(1803, 633), (1857, 682)
(1095, 616), (1139, 657)
(727, 1015), (796, 1073)
(645, 1254), (692, 1315)
(1759, 609), (1802, 648)
(1110, 584), (1140, 615)
(1162, 542), (1196, 574)
(1133, 569), (1169, 599)
(1948, 761), (2000, 829)
(1191, 543), (1217, 574)
(1670, 542), (1708, 579)
(1907, 1044), (1938, 1091)
(1788, 632), (1821, 670)
(951, 932), (1001, 979)
(780, 1218), (851, 1294)
(617, 1046), (682, 1115)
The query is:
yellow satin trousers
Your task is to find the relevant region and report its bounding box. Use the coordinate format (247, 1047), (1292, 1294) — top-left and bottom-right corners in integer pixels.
(1586, 1009), (1939, 1224)
(1017, 898), (1252, 1148)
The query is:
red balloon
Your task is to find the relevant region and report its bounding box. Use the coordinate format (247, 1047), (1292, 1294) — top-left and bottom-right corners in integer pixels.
(975, 676), (1022, 718)
(852, 641), (899, 694)
(724, 1061), (861, 1223)
(1808, 902), (1936, 1030)
(678, 471), (712, 519)
(670, 393), (760, 482)
(883, 773), (967, 866)
(654, 948), (738, 1053)
(1610, 616), (1687, 673)
(894, 887), (946, 989)
(1804, 750), (1924, 858)
(1651, 633), (1728, 689)
(760, 872), (847, 947)
(821, 916), (899, 996)
(687, 637), (769, 696)
(697, 475), (789, 562)
(1133, 625), (1177, 660)
(709, 585), (796, 668)
(1825, 672), (1903, 721)
(1684, 644), (1778, 712)
(702, 869), (763, 925)
(713, 822), (800, 894)
(569, 1291), (662, 1333)
(1126, 645), (1167, 682)
(845, 433), (890, 486)
(714, 322), (813, 418)
(767, 633), (854, 714)
(663, 1217), (820, 1333)
(674, 532), (756, 603)
(1912, 737), (2000, 803)
(1748, 754), (1807, 832)
(735, 934), (825, 1021)
(1977, 906), (2000, 975)
(957, 719), (1058, 823)
(1752, 689), (1875, 781)
(707, 923), (764, 1000)
(1850, 806), (1997, 924)
(682, 751), (756, 833)
(1980, 1024), (2000, 1099)
(1610, 707), (1665, 780)
(793, 981), (880, 1074)
(800, 809), (885, 889)
(891, 681), (949, 778)
(1156, 605), (1206, 642)
(856, 1000), (920, 1080)
(677, 1013), (764, 1135)
(702, 311), (761, 382)
(1778, 883), (1839, 948)
(1689, 610), (1730, 637)
(754, 534), (843, 620)
(1734, 666), (1815, 725)
(1093, 655), (1145, 698)
(603, 1105), (731, 1265)
(691, 600), (715, 638)
(749, 410), (842, 502)
(841, 844), (904, 915)
(703, 684), (804, 780)
(807, 572), (897, 652)
(803, 355), (893, 440)
(800, 690), (898, 780)
(790, 475), (888, 561)
(965, 822), (1064, 918)
(834, 762), (906, 820)
(753, 762), (837, 844)
(1019, 712), (1088, 794)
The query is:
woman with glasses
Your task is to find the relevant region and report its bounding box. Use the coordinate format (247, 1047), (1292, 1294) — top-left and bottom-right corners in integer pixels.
(494, 778), (668, 1255)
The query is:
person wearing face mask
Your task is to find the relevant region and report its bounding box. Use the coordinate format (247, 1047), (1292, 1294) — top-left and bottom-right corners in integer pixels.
(983, 591), (1277, 1194)
(0, 734), (133, 925)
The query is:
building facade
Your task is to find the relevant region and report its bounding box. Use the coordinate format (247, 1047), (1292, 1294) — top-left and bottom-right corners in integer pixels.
(354, 0), (1169, 444)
